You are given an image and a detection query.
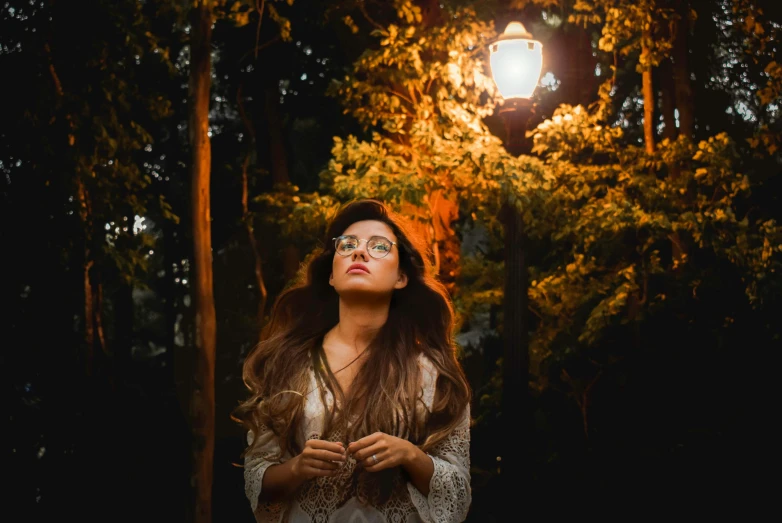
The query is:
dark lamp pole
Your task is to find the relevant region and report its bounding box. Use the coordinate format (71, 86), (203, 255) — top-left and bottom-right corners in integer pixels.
(488, 21), (543, 496)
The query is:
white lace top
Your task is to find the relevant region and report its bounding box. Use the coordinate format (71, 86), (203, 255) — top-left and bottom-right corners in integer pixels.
(243, 354), (472, 523)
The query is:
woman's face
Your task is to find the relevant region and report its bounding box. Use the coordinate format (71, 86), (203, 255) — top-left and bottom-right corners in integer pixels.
(329, 219), (408, 299)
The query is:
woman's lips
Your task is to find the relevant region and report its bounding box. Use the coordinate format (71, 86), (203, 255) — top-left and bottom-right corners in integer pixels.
(347, 264), (370, 274)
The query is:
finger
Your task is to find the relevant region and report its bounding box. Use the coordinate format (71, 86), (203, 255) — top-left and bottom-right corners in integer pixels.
(361, 450), (389, 472)
(305, 448), (346, 463)
(303, 453), (344, 469)
(307, 440), (346, 454)
(347, 432), (382, 455)
(306, 458), (341, 471)
(304, 465), (338, 477)
(351, 440), (385, 463)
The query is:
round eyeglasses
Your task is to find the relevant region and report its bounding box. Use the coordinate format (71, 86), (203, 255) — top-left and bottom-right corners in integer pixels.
(332, 235), (397, 259)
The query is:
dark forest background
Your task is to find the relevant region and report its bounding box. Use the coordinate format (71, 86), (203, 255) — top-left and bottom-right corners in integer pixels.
(3, 0), (780, 521)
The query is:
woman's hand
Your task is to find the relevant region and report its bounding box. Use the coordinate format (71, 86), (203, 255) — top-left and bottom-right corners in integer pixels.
(291, 439), (347, 481)
(347, 432), (416, 472)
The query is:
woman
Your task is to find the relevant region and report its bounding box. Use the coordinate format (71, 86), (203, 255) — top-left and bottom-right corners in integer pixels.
(233, 199), (472, 522)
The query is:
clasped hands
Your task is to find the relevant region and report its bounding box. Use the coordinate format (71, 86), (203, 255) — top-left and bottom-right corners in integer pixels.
(291, 432), (415, 480)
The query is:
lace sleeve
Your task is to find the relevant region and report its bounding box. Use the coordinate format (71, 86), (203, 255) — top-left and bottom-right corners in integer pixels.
(244, 425), (288, 523)
(407, 404), (472, 523)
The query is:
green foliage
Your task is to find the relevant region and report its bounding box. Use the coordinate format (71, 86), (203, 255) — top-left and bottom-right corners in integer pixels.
(570, 0), (685, 71)
(530, 104), (622, 162)
(216, 2), (782, 488)
(454, 252), (504, 320)
(265, 2), (293, 40)
(253, 184), (343, 251)
(243, 3), (782, 449)
(58, 0), (178, 287)
(527, 103), (782, 361)
(174, 0), (294, 36)
(270, 2), (525, 242)
(730, 1), (781, 157)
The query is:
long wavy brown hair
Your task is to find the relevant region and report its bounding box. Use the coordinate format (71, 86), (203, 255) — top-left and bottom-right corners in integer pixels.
(233, 198), (471, 463)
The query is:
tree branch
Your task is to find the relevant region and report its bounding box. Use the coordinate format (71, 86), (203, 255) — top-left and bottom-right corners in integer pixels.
(385, 88), (415, 106)
(254, 0), (266, 60)
(424, 76), (435, 95)
(359, 0), (386, 34)
(240, 35), (280, 64)
(44, 43), (64, 98)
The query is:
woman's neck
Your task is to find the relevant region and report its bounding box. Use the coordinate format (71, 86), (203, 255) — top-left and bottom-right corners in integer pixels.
(327, 297), (390, 353)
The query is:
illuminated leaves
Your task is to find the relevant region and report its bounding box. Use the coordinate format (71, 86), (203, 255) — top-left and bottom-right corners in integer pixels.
(757, 61), (781, 106)
(530, 104), (623, 162)
(214, 1), (294, 39)
(395, 0), (422, 24)
(266, 2), (292, 41)
(256, 0), (781, 376)
(342, 15), (360, 34)
(570, 0), (680, 70)
(522, 100), (782, 354)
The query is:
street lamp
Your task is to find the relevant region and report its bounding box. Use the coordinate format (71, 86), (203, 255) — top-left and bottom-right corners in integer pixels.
(488, 21), (543, 494)
(489, 21), (543, 154)
(490, 21), (543, 100)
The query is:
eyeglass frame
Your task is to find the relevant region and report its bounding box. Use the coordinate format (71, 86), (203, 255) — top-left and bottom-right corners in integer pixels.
(332, 235), (398, 259)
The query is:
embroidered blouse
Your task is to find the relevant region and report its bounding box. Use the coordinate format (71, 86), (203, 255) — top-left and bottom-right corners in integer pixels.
(243, 354), (471, 523)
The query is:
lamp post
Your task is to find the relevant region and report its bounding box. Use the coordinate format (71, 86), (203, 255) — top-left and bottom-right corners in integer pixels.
(488, 21), (543, 495)
(490, 21), (543, 153)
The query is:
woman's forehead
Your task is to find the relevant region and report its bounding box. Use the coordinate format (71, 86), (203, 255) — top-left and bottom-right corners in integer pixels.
(342, 220), (395, 240)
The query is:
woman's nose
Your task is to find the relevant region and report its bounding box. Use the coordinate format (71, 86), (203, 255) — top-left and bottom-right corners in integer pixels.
(351, 243), (369, 261)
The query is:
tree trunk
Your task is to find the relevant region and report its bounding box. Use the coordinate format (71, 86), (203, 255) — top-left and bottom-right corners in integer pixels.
(418, 0), (443, 27)
(659, 58), (678, 141)
(668, 2), (691, 266)
(659, 57), (683, 178)
(398, 190), (459, 295)
(264, 87), (288, 187)
(263, 85), (301, 283)
(282, 245), (301, 282)
(559, 25), (599, 108)
(641, 34), (656, 154)
(188, 3), (216, 522)
(76, 178), (97, 376)
(49, 43), (105, 377)
(672, 0), (694, 139)
(428, 189), (460, 295)
(162, 215), (177, 377)
(93, 276), (107, 358)
(238, 84), (268, 335)
(114, 279), (134, 381)
(245, 184), (268, 335)
(83, 261), (95, 375)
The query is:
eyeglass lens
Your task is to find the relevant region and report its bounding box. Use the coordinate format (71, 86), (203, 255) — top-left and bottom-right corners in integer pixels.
(335, 236), (392, 258)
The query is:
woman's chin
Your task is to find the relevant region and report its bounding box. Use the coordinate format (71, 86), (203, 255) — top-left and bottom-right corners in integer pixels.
(337, 287), (393, 301)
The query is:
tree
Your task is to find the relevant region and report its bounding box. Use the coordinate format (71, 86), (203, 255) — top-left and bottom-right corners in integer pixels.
(187, 4), (217, 521)
(265, 0), (782, 513)
(258, 0), (554, 502)
(179, 1), (294, 520)
(3, 0), (176, 518)
(571, 0), (680, 153)
(288, 1), (507, 293)
(4, 0), (780, 518)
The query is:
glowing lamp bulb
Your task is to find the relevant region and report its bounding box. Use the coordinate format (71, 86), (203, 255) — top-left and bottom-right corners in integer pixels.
(489, 22), (543, 99)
